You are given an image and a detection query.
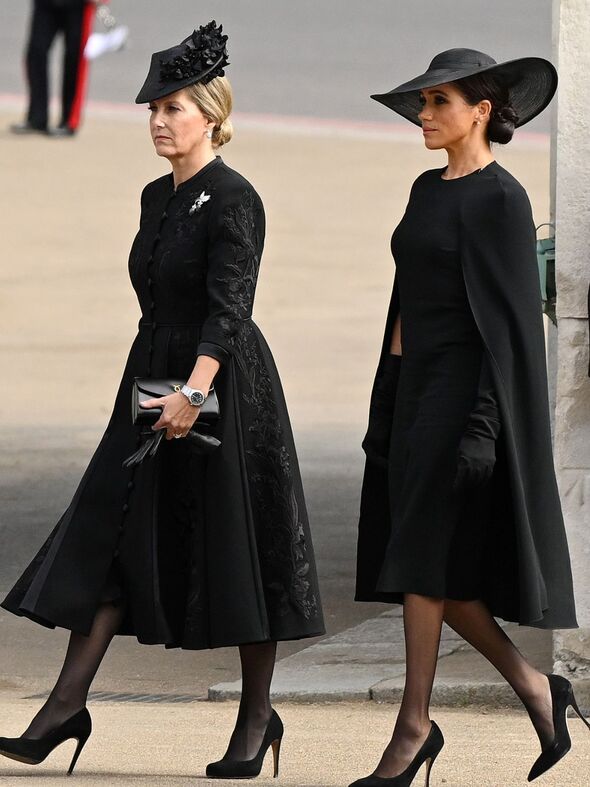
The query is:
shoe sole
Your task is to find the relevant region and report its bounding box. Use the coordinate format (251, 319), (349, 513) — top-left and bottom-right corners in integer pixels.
(0, 749), (40, 765)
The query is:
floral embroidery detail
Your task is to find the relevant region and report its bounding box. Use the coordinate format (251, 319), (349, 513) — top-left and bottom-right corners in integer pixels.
(233, 324), (318, 621)
(215, 189), (317, 620)
(215, 190), (260, 341)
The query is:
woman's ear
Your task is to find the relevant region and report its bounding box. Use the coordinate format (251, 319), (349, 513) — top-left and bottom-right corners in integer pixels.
(478, 99), (492, 124)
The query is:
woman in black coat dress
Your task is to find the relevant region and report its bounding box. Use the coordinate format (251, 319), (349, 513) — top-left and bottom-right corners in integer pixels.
(0, 22), (323, 779)
(350, 50), (587, 787)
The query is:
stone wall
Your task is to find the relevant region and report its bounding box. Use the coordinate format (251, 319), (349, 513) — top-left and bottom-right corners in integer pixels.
(552, 0), (590, 674)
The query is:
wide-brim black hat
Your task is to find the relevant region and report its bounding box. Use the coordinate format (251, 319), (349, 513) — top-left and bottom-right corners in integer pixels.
(135, 20), (229, 104)
(371, 48), (557, 128)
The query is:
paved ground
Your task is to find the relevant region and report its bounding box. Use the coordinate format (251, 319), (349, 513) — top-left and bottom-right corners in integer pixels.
(1, 699), (589, 786)
(1, 105), (581, 785)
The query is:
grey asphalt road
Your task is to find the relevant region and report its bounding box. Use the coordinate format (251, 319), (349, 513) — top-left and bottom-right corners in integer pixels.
(2, 0), (553, 130)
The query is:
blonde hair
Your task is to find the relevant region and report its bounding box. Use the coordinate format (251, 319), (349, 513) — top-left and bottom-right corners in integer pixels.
(186, 76), (233, 147)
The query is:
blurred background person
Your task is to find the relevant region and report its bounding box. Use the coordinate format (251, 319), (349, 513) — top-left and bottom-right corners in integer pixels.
(10, 0), (108, 137)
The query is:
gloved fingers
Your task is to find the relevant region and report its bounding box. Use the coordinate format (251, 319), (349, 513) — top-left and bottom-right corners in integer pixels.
(122, 436), (155, 468)
(454, 457), (495, 491)
(148, 428), (166, 457)
(186, 430), (221, 454)
(362, 414), (392, 466)
(453, 458), (470, 491)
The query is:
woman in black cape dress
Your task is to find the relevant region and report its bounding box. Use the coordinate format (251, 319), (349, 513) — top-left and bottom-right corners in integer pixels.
(0, 23), (323, 778)
(349, 50), (585, 787)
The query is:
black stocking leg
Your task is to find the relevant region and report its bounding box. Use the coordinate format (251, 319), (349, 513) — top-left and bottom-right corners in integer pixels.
(443, 599), (554, 747)
(23, 601), (125, 739)
(374, 593), (444, 778)
(224, 641), (277, 761)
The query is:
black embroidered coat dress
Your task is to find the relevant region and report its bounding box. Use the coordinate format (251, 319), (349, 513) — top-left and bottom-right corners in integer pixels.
(356, 162), (577, 629)
(3, 157), (325, 649)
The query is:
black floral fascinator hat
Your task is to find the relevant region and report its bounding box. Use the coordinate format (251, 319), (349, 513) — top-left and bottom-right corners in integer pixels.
(371, 48), (557, 128)
(135, 20), (229, 104)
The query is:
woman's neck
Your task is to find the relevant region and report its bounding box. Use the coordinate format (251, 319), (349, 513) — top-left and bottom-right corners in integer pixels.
(443, 141), (494, 180)
(171, 150), (216, 189)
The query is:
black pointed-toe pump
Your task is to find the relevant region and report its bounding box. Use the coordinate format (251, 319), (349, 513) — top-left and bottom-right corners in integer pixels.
(528, 673), (590, 782)
(348, 721), (444, 787)
(206, 708), (284, 779)
(0, 707), (92, 775)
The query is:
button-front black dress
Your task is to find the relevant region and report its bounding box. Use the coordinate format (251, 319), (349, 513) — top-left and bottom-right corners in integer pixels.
(2, 157), (325, 649)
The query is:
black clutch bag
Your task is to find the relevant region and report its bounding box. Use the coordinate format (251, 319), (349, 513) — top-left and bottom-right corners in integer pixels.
(132, 378), (220, 425)
(122, 378), (221, 468)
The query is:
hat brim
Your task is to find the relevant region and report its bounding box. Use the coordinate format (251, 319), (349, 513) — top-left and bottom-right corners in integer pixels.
(371, 57), (557, 128)
(135, 52), (224, 104)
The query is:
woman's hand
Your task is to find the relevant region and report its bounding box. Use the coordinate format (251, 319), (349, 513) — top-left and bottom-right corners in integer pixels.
(140, 392), (200, 440)
(362, 354), (402, 467)
(453, 431), (496, 490)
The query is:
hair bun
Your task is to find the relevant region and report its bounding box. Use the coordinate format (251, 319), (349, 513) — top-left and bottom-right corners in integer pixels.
(488, 102), (518, 144)
(213, 117), (233, 147)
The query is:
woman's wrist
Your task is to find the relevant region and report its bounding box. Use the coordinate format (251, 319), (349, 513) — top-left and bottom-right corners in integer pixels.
(186, 354), (220, 394)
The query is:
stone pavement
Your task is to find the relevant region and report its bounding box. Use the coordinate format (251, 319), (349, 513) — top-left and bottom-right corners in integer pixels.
(211, 609), (590, 711)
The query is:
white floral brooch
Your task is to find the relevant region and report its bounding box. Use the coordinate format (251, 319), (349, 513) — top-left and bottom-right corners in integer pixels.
(189, 191), (211, 215)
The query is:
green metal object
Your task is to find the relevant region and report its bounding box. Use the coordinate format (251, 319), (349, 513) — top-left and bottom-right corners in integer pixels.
(536, 223), (556, 326)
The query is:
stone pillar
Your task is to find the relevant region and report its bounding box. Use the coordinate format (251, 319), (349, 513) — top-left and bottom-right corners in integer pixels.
(552, 0), (590, 678)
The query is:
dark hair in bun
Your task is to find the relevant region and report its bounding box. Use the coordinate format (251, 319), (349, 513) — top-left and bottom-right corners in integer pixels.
(455, 72), (519, 144)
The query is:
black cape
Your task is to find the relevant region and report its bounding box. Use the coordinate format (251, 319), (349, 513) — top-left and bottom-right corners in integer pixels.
(356, 163), (577, 629)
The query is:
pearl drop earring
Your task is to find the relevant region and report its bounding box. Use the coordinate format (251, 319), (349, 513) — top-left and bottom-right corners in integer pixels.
(206, 130), (213, 139)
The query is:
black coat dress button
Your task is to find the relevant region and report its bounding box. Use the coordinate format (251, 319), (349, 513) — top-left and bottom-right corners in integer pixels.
(122, 503), (130, 514)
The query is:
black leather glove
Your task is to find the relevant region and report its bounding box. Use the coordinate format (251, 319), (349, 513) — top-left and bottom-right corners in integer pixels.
(362, 354), (402, 467)
(454, 357), (501, 491)
(122, 425), (221, 469)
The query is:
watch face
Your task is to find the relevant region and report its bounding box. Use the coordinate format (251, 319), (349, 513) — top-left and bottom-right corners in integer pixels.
(190, 390), (205, 406)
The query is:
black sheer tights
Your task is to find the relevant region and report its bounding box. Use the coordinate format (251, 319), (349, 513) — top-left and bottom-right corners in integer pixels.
(21, 604), (277, 761)
(372, 595), (555, 779)
(223, 641), (277, 761)
(23, 601), (125, 740)
(443, 599), (554, 748)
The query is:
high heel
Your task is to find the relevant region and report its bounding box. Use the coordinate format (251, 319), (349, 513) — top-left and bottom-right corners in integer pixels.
(0, 708), (91, 775)
(348, 721), (444, 787)
(206, 708), (284, 779)
(528, 674), (590, 782)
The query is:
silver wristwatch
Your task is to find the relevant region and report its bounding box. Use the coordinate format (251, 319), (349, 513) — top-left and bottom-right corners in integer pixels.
(180, 384), (206, 407)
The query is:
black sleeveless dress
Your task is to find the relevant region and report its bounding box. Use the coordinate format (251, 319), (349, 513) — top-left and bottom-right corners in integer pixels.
(376, 167), (490, 600)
